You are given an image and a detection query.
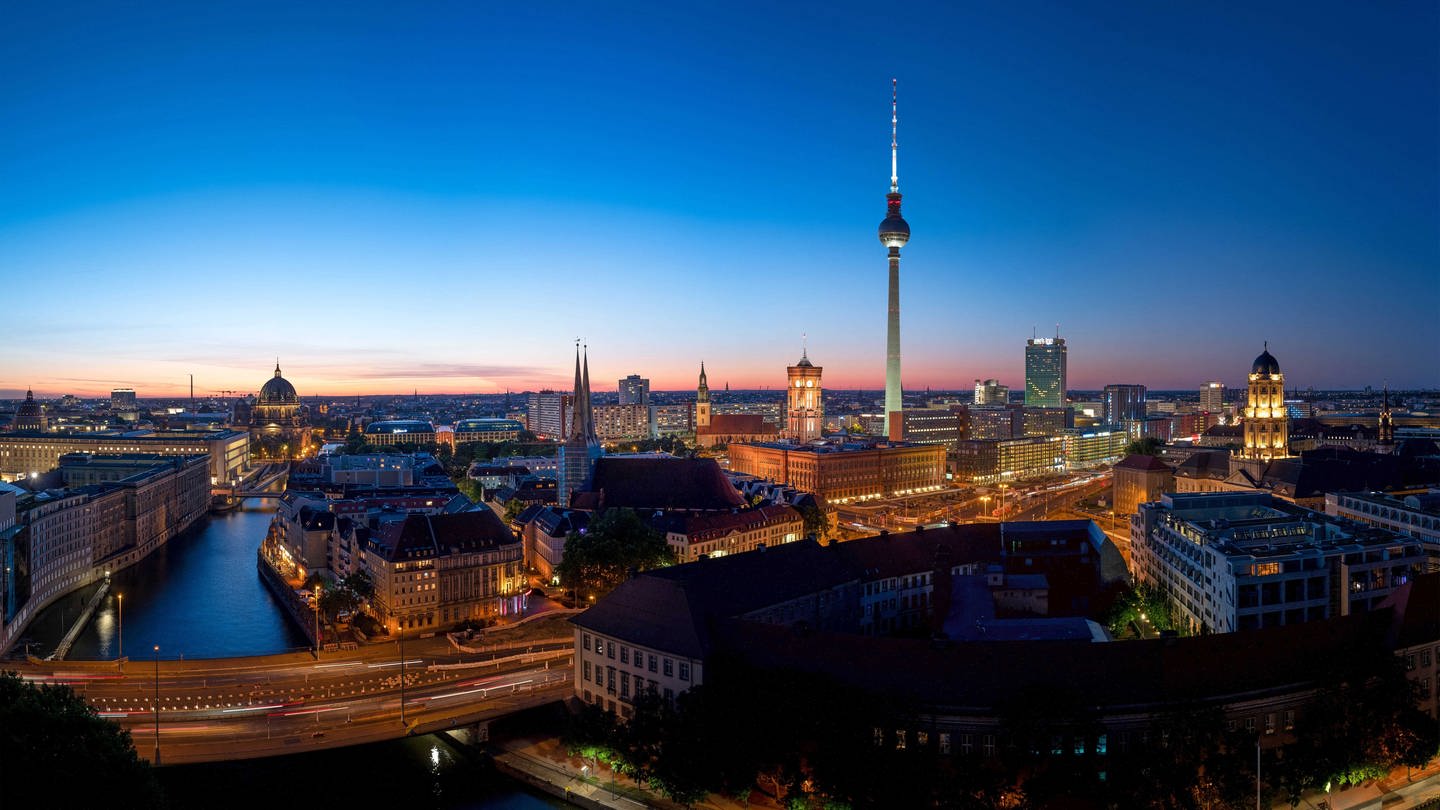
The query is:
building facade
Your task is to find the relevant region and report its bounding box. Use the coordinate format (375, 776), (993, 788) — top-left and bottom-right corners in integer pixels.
(526, 391), (573, 440)
(1200, 381), (1226, 414)
(359, 510), (525, 636)
(1102, 384), (1147, 424)
(592, 404), (652, 443)
(727, 441), (945, 503)
(973, 379), (1009, 406)
(1025, 334), (1067, 408)
(0, 430), (250, 485)
(1132, 492), (1427, 634)
(1112, 454), (1174, 518)
(453, 418), (524, 444)
(363, 420), (437, 446)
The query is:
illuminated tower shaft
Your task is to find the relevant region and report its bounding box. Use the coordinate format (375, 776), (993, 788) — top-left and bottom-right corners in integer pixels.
(878, 80), (910, 428)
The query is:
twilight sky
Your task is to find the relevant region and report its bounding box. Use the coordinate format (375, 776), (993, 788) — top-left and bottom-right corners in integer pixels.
(2, 1), (1436, 398)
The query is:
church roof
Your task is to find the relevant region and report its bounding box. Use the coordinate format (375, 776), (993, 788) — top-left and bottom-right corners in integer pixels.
(573, 457), (746, 511)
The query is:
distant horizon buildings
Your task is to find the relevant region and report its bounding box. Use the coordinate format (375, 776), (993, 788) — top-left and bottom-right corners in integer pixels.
(1024, 331), (1068, 409)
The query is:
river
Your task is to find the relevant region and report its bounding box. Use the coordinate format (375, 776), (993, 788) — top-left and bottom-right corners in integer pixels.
(25, 499), (307, 660)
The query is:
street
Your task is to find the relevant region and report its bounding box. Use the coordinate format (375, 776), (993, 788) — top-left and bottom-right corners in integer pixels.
(12, 634), (576, 765)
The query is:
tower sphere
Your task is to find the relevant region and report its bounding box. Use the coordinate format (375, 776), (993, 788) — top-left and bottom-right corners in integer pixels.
(879, 199), (910, 248)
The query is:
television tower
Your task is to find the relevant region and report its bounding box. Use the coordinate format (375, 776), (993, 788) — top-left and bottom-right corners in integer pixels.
(878, 79), (911, 429)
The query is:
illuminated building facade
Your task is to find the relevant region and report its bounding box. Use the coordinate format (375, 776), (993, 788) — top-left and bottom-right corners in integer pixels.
(1025, 333), (1067, 408)
(359, 510), (525, 636)
(592, 404), (651, 443)
(453, 418), (524, 444)
(0, 430), (249, 485)
(1200, 381), (1226, 414)
(363, 420), (437, 446)
(1102, 384), (1147, 424)
(727, 440), (945, 503)
(1241, 344), (1290, 460)
(1133, 492), (1425, 634)
(785, 350), (823, 443)
(973, 379), (1009, 406)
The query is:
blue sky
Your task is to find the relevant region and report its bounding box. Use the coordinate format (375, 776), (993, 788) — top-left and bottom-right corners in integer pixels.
(1, 1), (1436, 397)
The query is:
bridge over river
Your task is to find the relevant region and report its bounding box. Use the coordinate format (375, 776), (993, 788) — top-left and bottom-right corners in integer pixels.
(15, 636), (575, 766)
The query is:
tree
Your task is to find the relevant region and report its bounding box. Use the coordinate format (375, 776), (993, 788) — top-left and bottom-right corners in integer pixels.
(0, 671), (165, 809)
(556, 508), (673, 600)
(801, 504), (829, 543)
(1125, 437), (1163, 457)
(503, 498), (527, 525)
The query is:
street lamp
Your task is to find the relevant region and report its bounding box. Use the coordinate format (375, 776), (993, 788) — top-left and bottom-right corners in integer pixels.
(117, 594), (123, 660)
(979, 495), (991, 520)
(398, 622), (407, 727)
(313, 582), (322, 660)
(153, 645), (161, 766)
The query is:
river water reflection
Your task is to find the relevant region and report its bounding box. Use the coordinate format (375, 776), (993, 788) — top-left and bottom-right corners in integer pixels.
(30, 500), (307, 660)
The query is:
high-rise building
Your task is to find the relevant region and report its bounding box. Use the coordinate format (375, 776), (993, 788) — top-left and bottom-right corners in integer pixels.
(1024, 332), (1067, 408)
(785, 349), (823, 443)
(526, 390), (573, 440)
(617, 375), (650, 407)
(558, 347), (602, 507)
(1199, 381), (1226, 414)
(1102, 384), (1147, 424)
(1241, 343), (1289, 461)
(878, 80), (910, 433)
(110, 388), (138, 422)
(973, 379), (1009, 406)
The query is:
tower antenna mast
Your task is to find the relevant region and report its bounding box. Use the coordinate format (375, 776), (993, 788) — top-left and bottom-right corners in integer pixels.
(891, 79), (899, 194)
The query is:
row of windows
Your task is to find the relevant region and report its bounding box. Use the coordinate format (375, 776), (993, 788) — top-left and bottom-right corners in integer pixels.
(582, 634), (689, 681)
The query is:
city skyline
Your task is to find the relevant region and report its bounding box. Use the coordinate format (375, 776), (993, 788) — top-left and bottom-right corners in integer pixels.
(3, 2), (1437, 397)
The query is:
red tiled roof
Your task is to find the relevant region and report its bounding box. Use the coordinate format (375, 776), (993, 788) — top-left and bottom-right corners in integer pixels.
(697, 414), (777, 436)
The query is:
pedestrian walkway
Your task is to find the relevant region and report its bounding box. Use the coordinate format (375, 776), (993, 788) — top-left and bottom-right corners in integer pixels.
(1288, 759), (1440, 809)
(48, 579), (109, 661)
(492, 735), (763, 810)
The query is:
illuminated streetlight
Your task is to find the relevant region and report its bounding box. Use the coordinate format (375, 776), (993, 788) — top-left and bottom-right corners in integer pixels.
(117, 594), (123, 660)
(152, 645), (161, 766)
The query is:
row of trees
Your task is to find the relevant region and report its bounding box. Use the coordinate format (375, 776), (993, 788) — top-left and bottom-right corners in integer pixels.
(566, 644), (1440, 808)
(1, 671), (165, 808)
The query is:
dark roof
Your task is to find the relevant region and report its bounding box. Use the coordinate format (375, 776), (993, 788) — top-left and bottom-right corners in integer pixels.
(1252, 348), (1281, 375)
(369, 510), (517, 562)
(573, 538), (856, 658)
(835, 523), (1001, 580)
(697, 413), (777, 436)
(1175, 449), (1232, 480)
(575, 457), (745, 511)
(713, 609), (1390, 712)
(652, 504), (802, 540)
(1115, 453), (1172, 472)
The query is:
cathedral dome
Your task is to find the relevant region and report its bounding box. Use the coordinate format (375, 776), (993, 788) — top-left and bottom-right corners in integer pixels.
(258, 364), (299, 405)
(1251, 347), (1281, 376)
